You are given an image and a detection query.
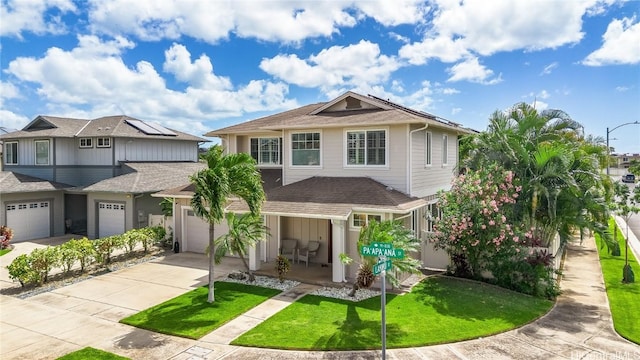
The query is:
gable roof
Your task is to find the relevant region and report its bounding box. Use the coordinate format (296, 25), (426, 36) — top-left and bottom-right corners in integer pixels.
(81, 162), (206, 193)
(0, 171), (72, 194)
(206, 91), (473, 136)
(0, 115), (207, 142)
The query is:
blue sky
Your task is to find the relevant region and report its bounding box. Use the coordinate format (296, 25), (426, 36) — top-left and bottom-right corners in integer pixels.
(1, 0), (639, 153)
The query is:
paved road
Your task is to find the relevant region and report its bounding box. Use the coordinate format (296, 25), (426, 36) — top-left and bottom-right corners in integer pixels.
(1, 236), (639, 359)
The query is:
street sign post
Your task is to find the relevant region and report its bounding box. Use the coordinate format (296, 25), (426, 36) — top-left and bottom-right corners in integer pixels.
(359, 242), (405, 360)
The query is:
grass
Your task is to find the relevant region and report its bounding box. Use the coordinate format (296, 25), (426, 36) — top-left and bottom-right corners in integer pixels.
(0, 248), (11, 256)
(120, 281), (281, 339)
(594, 218), (640, 344)
(233, 276), (552, 350)
(57, 347), (129, 359)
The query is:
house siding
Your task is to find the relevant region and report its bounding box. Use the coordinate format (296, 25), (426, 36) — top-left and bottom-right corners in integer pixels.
(56, 166), (116, 187)
(280, 216), (330, 264)
(114, 138), (199, 162)
(282, 125), (408, 192)
(411, 127), (458, 198)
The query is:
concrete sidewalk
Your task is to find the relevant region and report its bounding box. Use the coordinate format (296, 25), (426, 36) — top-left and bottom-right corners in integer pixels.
(1, 236), (639, 359)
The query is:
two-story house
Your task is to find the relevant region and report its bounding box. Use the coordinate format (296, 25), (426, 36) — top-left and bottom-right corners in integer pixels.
(158, 91), (473, 284)
(0, 115), (207, 241)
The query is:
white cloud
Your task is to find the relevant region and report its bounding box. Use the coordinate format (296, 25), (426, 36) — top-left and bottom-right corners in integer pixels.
(260, 40), (401, 91)
(0, 0), (76, 37)
(399, 0), (613, 66)
(540, 62), (559, 75)
(531, 100), (549, 111)
(583, 16), (640, 66)
(441, 87), (460, 95)
(87, 0), (425, 44)
(0, 109), (30, 130)
(538, 90), (550, 99)
(4, 36), (297, 134)
(615, 86), (630, 92)
(446, 57), (502, 84)
(451, 107), (462, 115)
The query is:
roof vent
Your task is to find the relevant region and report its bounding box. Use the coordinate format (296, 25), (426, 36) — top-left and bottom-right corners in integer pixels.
(345, 97), (362, 109)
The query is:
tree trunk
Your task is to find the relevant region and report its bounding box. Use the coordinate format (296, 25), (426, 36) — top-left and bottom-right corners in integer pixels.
(208, 223), (215, 303)
(239, 253), (255, 282)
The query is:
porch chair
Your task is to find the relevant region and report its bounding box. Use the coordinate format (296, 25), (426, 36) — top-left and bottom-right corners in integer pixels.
(280, 239), (298, 262)
(298, 241), (320, 267)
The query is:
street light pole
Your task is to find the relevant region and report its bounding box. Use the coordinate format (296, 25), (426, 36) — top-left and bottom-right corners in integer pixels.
(606, 121), (640, 176)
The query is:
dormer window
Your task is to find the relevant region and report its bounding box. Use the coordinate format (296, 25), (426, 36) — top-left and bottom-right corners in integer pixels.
(97, 137), (111, 148)
(79, 138), (93, 148)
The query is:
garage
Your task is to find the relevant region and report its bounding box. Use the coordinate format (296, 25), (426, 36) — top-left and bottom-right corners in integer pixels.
(183, 208), (229, 253)
(98, 202), (125, 238)
(6, 201), (51, 241)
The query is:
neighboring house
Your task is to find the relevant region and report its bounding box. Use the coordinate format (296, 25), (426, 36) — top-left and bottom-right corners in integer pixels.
(611, 153), (640, 169)
(157, 91), (473, 283)
(0, 115), (207, 241)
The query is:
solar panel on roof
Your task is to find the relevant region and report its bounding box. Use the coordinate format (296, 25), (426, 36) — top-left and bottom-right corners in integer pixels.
(126, 119), (177, 136)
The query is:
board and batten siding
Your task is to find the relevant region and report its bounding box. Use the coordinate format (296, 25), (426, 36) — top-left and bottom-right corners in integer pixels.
(282, 125), (409, 193)
(410, 127), (458, 198)
(113, 138), (199, 162)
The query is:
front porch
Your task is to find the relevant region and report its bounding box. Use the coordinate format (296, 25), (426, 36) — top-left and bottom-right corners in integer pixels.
(254, 260), (336, 287)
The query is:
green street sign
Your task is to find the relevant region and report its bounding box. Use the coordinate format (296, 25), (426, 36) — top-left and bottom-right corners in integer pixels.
(360, 242), (405, 259)
(373, 259), (392, 275)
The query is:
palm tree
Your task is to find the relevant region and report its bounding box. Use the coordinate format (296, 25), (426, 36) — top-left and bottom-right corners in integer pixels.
(191, 145), (265, 302)
(213, 213), (269, 282)
(341, 219), (421, 297)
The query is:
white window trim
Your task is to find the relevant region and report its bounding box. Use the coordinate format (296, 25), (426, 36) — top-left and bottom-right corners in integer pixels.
(425, 131), (432, 167)
(350, 212), (384, 230)
(5, 141), (18, 165)
(344, 127), (389, 168)
(289, 130), (322, 168)
(250, 137), (282, 166)
(35, 140), (50, 166)
(79, 138), (93, 148)
(442, 134), (449, 166)
(97, 137), (111, 148)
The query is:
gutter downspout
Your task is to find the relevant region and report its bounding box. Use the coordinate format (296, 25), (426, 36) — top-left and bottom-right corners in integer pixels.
(408, 122), (429, 196)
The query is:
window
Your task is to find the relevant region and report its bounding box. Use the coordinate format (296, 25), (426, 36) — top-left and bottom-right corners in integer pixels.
(97, 137), (111, 148)
(424, 203), (439, 232)
(35, 140), (49, 165)
(250, 137), (282, 165)
(346, 129), (386, 166)
(291, 132), (320, 166)
(5, 142), (17, 165)
(352, 213), (382, 228)
(79, 138), (93, 148)
(442, 134), (448, 165)
(425, 132), (432, 166)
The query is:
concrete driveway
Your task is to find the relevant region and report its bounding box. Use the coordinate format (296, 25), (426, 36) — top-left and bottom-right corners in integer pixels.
(1, 236), (639, 359)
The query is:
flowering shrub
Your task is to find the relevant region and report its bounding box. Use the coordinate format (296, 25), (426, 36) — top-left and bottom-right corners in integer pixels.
(433, 164), (558, 298)
(1, 226), (14, 249)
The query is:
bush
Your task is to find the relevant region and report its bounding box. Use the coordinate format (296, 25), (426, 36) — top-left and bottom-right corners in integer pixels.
(70, 237), (95, 272)
(93, 235), (124, 265)
(29, 247), (59, 284)
(137, 227), (158, 253)
(123, 231), (141, 253)
(0, 225), (14, 249)
(7, 254), (37, 287)
(58, 241), (79, 275)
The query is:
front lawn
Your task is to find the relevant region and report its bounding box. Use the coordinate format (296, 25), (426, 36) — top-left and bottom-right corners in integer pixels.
(0, 248), (11, 256)
(595, 219), (640, 344)
(120, 281), (281, 339)
(57, 347), (129, 360)
(233, 276), (552, 350)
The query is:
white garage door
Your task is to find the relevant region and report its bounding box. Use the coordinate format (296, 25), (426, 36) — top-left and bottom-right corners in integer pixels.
(6, 201), (51, 242)
(98, 202), (125, 238)
(183, 208), (229, 253)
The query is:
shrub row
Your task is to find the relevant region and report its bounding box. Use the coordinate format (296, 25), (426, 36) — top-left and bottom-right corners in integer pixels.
(6, 227), (166, 287)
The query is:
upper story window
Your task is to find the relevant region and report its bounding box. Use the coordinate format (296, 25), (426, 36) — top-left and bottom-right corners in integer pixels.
(346, 129), (386, 166)
(291, 132), (320, 166)
(97, 137), (111, 148)
(250, 137), (282, 165)
(352, 213), (382, 229)
(425, 131), (432, 166)
(79, 138), (93, 148)
(442, 134), (449, 166)
(35, 140), (49, 165)
(5, 142), (18, 165)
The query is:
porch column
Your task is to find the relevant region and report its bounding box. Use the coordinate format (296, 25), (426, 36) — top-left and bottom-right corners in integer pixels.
(249, 242), (260, 271)
(331, 219), (346, 282)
